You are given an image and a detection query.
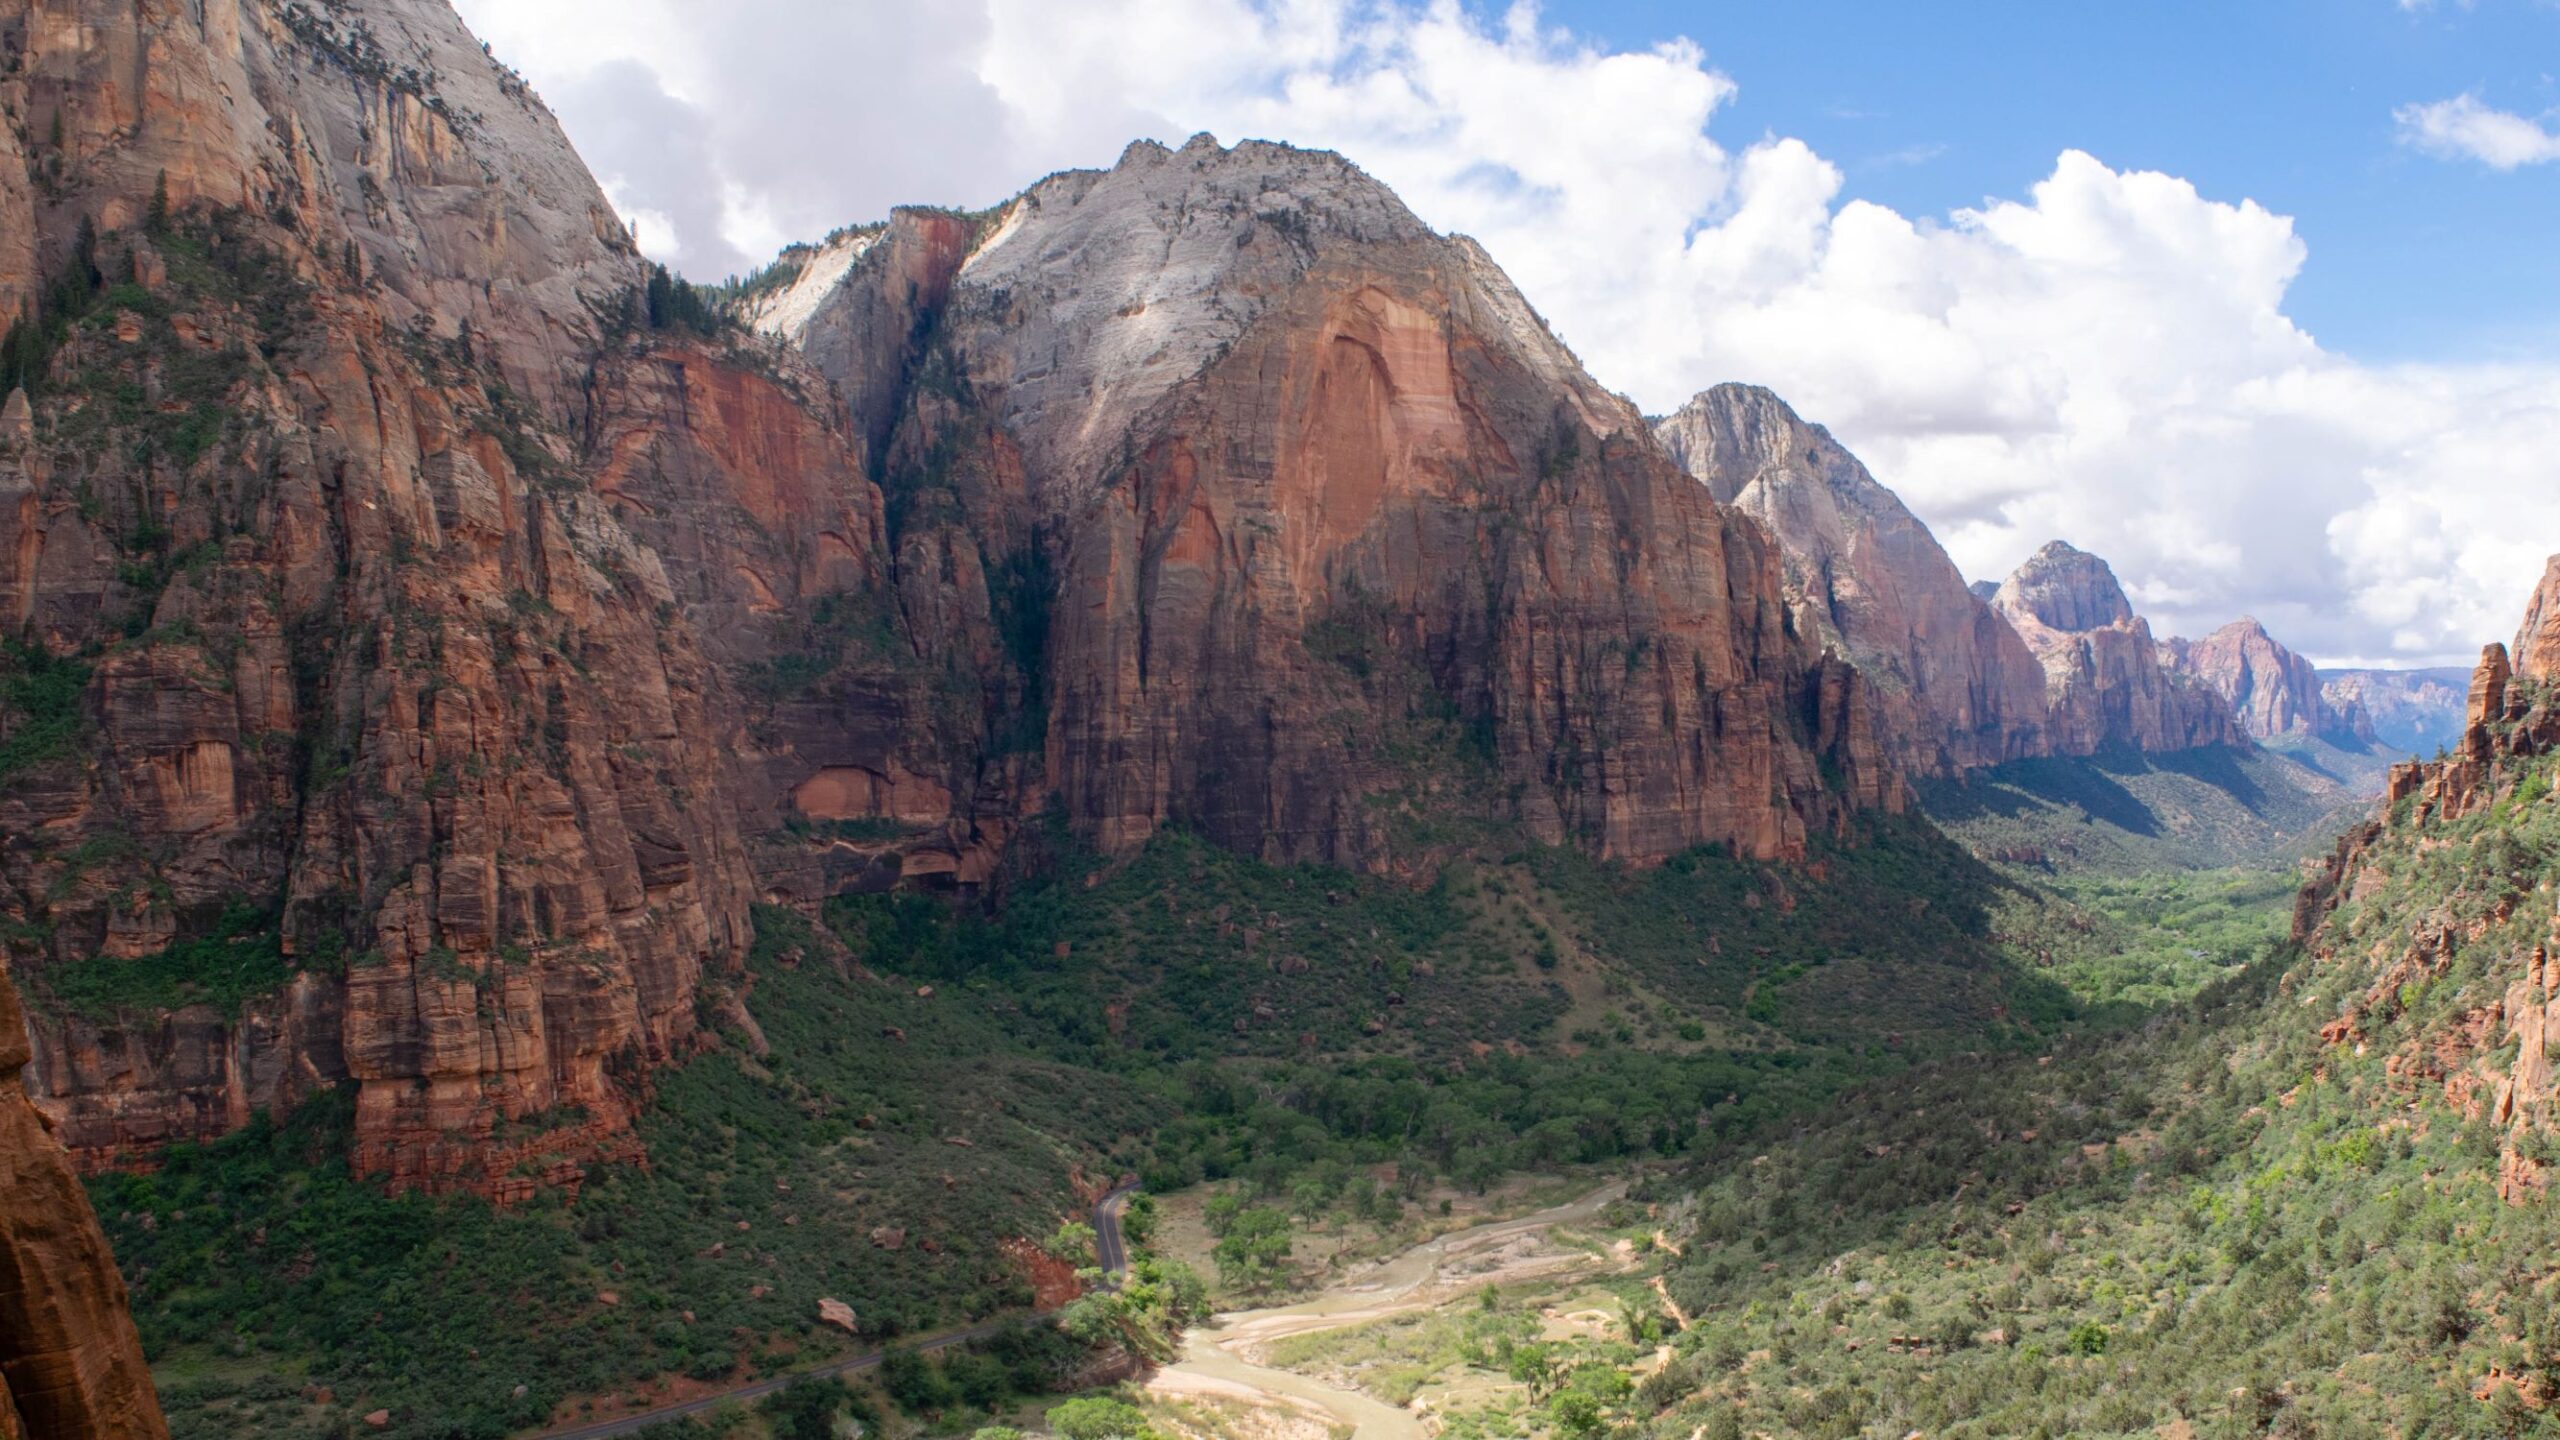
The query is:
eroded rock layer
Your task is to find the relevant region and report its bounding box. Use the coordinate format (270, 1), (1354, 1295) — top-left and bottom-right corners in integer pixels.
(2515, 553), (2560, 682)
(0, 7), (1894, 1188)
(0, 0), (855, 1192)
(756, 136), (1899, 867)
(2296, 608), (2560, 1201)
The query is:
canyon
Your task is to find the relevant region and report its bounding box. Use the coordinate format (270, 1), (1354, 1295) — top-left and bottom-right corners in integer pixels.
(0, 0), (1893, 1200)
(0, 0), (2427, 1207)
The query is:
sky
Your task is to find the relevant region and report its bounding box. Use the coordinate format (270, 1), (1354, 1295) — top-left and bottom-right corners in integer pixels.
(448, 0), (2560, 667)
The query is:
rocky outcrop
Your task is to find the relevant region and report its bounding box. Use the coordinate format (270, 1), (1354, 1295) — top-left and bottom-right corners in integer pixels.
(1992, 542), (2247, 754)
(2162, 617), (2371, 743)
(2514, 553), (2560, 682)
(756, 136), (1899, 866)
(1653, 385), (2051, 774)
(0, 965), (168, 1438)
(2294, 562), (2560, 1202)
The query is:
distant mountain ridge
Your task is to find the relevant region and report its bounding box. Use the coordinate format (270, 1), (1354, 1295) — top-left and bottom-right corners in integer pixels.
(2161, 617), (2374, 744)
(2318, 666), (2472, 757)
(1657, 389), (2262, 771)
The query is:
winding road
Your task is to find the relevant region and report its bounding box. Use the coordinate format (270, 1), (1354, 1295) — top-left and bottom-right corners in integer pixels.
(532, 1179), (1142, 1440)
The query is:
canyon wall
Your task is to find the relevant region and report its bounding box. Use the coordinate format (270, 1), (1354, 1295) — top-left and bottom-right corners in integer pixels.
(2295, 565), (2560, 1203)
(1653, 384), (2052, 774)
(0, 7), (1897, 1188)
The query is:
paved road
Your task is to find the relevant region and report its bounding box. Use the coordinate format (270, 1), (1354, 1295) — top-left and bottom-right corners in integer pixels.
(533, 1180), (1142, 1440)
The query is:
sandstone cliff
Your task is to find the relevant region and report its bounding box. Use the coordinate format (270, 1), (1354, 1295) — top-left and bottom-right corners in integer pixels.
(1653, 384), (2050, 774)
(0, 0), (885, 1192)
(1992, 541), (2247, 753)
(2162, 617), (2372, 744)
(2514, 553), (2560, 682)
(753, 136), (1900, 866)
(0, 4), (1900, 1191)
(0, 964), (167, 1438)
(2318, 666), (2470, 757)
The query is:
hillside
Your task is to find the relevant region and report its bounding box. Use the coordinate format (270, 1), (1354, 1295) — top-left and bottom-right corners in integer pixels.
(1919, 742), (2373, 876)
(1126, 593), (2560, 1440)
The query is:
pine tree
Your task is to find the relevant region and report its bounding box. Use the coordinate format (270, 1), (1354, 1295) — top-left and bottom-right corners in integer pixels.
(147, 171), (171, 233)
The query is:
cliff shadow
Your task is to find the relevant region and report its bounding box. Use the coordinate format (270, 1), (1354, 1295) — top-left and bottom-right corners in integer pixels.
(1919, 756), (2163, 838)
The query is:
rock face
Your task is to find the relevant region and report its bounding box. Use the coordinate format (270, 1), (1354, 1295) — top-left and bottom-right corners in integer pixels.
(1653, 385), (2050, 773)
(2162, 618), (2372, 743)
(0, 9), (1895, 1187)
(0, 0), (838, 1192)
(1992, 542), (2247, 754)
(0, 965), (168, 1438)
(2514, 553), (2560, 682)
(753, 136), (1898, 866)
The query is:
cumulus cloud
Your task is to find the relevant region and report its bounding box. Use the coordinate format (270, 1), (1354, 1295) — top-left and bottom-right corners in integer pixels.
(453, 0), (2560, 665)
(2394, 93), (2560, 169)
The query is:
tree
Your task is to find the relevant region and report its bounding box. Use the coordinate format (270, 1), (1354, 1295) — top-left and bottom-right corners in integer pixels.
(1202, 1193), (1243, 1238)
(1506, 1341), (1554, 1397)
(1212, 1206), (1294, 1293)
(1048, 1219), (1098, 1261)
(1120, 1193), (1159, 1248)
(762, 1377), (862, 1440)
(1046, 1397), (1155, 1440)
(1547, 1390), (1606, 1440)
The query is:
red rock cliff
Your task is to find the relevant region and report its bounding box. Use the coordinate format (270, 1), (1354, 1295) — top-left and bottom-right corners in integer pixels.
(0, 964), (168, 1438)
(0, 11), (1906, 1191)
(0, 0), (893, 1192)
(2514, 553), (2560, 682)
(2294, 565), (2560, 1202)
(755, 137), (1901, 866)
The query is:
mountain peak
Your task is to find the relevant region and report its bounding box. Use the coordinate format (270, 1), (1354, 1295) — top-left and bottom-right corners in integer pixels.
(1997, 541), (2136, 633)
(2169, 617), (2368, 743)
(1651, 383), (2054, 772)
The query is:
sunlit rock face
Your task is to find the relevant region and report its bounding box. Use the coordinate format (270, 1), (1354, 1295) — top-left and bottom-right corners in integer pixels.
(0, 6), (1900, 1192)
(760, 134), (1901, 869)
(1654, 383), (2053, 775)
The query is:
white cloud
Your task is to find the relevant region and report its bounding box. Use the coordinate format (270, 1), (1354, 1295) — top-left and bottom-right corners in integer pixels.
(454, 0), (2560, 665)
(2395, 93), (2560, 169)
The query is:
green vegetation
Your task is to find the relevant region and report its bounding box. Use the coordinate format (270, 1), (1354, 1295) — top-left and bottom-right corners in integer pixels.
(92, 703), (2424, 1440)
(0, 640), (91, 779)
(642, 262), (728, 338)
(1398, 751), (2558, 1439)
(1921, 744), (2366, 876)
(1208, 1206), (1295, 1293)
(31, 903), (295, 1020)
(102, 806), (2081, 1437)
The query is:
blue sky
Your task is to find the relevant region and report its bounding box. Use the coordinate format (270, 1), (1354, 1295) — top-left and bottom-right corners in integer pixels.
(1579, 0), (2560, 365)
